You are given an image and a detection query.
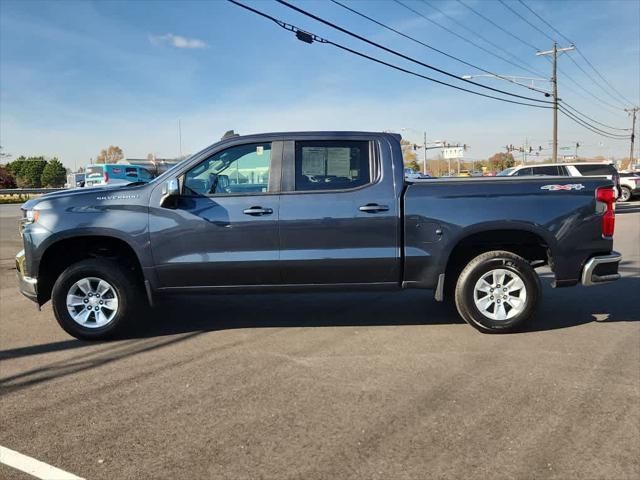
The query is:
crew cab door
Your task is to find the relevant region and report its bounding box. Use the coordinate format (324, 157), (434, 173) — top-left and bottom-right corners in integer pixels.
(278, 136), (401, 285)
(149, 140), (282, 288)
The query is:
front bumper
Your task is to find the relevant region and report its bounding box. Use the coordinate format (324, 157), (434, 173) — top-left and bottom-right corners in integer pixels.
(581, 251), (621, 286)
(16, 249), (38, 303)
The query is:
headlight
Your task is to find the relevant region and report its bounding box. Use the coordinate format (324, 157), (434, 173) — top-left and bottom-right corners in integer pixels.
(25, 210), (40, 223)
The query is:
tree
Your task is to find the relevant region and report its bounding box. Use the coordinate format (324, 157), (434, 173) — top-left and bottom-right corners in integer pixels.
(406, 160), (420, 172)
(15, 157), (47, 187)
(96, 146), (124, 164)
(487, 152), (515, 172)
(41, 158), (67, 187)
(0, 165), (16, 188)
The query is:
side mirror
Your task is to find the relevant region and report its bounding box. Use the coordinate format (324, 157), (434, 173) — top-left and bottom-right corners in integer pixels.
(160, 178), (180, 208)
(162, 178), (180, 196)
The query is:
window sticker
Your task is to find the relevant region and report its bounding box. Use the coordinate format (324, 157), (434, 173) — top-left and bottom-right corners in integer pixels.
(256, 146), (264, 156)
(301, 147), (326, 176)
(327, 148), (351, 177)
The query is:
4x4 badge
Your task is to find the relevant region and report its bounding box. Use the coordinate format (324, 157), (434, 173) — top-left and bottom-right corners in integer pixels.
(541, 184), (585, 191)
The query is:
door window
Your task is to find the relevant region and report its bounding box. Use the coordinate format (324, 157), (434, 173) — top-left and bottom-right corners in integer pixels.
(184, 143), (272, 196)
(514, 167), (533, 176)
(574, 164), (616, 175)
(531, 166), (560, 176)
(125, 167), (138, 178)
(294, 141), (371, 191)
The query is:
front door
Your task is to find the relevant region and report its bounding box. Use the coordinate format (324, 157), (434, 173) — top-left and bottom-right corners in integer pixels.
(149, 141), (282, 288)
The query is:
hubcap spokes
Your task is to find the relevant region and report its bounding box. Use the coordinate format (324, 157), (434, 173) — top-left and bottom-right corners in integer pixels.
(473, 269), (527, 321)
(66, 277), (118, 328)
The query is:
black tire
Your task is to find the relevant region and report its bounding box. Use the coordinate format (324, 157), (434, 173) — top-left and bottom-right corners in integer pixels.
(454, 250), (541, 333)
(618, 186), (632, 203)
(51, 258), (143, 340)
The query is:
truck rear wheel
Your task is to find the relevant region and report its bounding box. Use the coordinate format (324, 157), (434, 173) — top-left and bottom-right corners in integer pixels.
(51, 259), (141, 340)
(454, 250), (540, 333)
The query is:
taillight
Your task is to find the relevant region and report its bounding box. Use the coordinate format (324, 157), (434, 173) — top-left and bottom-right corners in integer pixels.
(104, 171), (109, 184)
(596, 186), (616, 238)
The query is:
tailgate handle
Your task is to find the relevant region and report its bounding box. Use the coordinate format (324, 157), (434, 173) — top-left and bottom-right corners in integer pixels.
(243, 206), (273, 216)
(359, 204), (389, 213)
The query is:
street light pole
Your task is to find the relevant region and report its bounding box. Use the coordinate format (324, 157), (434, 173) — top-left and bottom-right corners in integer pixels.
(536, 42), (575, 163)
(423, 131), (427, 175)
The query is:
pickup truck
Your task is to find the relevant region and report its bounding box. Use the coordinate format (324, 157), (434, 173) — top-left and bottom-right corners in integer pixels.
(16, 132), (621, 340)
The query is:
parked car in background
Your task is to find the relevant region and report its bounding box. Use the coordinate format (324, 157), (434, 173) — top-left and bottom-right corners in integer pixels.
(498, 162), (621, 197)
(84, 164), (154, 187)
(65, 172), (85, 188)
(404, 168), (431, 179)
(619, 172), (640, 202)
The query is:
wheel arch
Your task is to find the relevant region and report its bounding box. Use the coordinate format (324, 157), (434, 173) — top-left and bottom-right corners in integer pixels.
(37, 234), (146, 306)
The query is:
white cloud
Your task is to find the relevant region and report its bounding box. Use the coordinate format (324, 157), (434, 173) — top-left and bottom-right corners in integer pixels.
(149, 33), (206, 49)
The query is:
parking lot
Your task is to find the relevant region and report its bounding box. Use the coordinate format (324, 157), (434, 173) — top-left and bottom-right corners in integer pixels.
(0, 201), (638, 479)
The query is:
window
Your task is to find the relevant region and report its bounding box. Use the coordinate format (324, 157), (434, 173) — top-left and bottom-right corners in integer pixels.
(295, 141), (371, 191)
(184, 143), (271, 196)
(514, 167), (533, 176)
(531, 166), (561, 176)
(574, 164), (617, 176)
(139, 168), (153, 180)
(125, 167), (138, 177)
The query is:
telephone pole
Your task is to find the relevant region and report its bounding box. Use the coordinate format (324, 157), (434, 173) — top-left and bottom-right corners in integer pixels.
(536, 42), (575, 163)
(625, 107), (638, 167)
(423, 131), (427, 175)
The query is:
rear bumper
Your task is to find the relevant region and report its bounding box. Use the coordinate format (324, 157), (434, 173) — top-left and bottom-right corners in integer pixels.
(15, 249), (38, 303)
(581, 251), (621, 286)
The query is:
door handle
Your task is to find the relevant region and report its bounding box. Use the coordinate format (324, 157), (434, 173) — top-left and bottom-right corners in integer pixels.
(359, 204), (389, 213)
(243, 206), (273, 216)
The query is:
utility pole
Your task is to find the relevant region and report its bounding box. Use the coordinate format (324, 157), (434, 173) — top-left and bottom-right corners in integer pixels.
(423, 131), (427, 175)
(625, 107), (638, 167)
(178, 119), (183, 159)
(536, 42), (575, 163)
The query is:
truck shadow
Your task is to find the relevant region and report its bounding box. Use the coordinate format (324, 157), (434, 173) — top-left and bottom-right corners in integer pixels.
(127, 274), (640, 338)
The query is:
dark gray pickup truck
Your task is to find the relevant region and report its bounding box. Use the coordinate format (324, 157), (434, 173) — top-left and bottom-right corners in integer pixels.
(17, 132), (621, 339)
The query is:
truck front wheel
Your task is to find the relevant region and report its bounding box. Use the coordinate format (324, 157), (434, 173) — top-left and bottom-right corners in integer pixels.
(454, 250), (541, 333)
(51, 259), (141, 340)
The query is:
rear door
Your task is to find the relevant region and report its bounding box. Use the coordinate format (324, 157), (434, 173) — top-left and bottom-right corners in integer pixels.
(278, 136), (400, 285)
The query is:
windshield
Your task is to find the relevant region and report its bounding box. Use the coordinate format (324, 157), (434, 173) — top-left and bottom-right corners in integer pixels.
(86, 166), (105, 178)
(497, 168), (515, 176)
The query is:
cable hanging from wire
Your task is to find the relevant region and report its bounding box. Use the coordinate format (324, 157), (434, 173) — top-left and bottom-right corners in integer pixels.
(330, 0), (547, 96)
(226, 0), (551, 109)
(275, 0), (552, 104)
(517, 0), (636, 106)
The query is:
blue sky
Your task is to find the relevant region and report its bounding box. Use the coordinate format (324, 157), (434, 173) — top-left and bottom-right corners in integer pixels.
(1, 0), (638, 169)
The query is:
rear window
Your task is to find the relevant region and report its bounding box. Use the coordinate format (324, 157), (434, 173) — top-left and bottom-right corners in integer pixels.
(86, 166), (105, 178)
(574, 164), (617, 175)
(295, 141), (371, 191)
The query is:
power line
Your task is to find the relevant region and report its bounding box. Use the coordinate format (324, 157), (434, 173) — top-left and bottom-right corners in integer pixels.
(456, 0), (539, 51)
(330, 0), (548, 96)
(561, 101), (632, 132)
(559, 106), (631, 140)
(418, 0), (546, 77)
(517, 0), (635, 106)
(497, 0), (555, 43)
(392, 0), (544, 78)
(276, 0), (552, 104)
(226, 0), (551, 109)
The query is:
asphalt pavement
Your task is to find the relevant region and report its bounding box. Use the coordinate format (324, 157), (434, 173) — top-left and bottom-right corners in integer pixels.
(1, 202), (639, 480)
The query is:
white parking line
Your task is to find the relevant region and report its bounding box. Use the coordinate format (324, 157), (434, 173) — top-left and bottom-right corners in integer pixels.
(0, 446), (85, 480)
